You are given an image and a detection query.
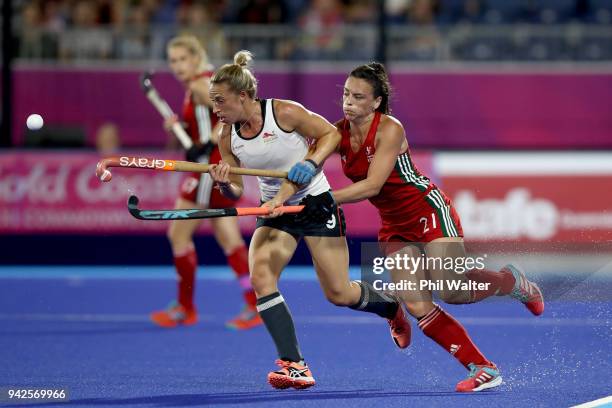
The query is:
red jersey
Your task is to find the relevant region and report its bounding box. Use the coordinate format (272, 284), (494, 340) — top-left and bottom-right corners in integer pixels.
(338, 112), (434, 221)
(177, 71), (236, 208)
(182, 71), (218, 145)
(338, 112), (463, 243)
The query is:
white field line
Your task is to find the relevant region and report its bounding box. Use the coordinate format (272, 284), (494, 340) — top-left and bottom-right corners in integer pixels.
(570, 396), (612, 408)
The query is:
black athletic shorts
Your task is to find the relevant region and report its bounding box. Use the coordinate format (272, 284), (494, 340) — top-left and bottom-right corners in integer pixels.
(255, 200), (346, 238)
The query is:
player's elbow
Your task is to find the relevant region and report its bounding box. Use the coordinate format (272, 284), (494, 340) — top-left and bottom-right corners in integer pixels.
(231, 187), (244, 200)
(369, 185), (382, 197)
(364, 181), (383, 198)
(320, 130), (341, 150)
(330, 130), (341, 145)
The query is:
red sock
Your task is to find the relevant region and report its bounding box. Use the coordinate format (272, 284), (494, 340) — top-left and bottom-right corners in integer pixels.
(465, 268), (515, 302)
(227, 245), (257, 308)
(174, 245), (197, 311)
(418, 304), (490, 368)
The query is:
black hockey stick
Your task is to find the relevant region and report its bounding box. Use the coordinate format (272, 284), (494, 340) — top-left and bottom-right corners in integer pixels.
(127, 195), (303, 220)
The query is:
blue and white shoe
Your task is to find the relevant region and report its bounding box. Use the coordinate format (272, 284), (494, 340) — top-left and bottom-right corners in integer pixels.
(504, 264), (545, 316)
(456, 363), (503, 392)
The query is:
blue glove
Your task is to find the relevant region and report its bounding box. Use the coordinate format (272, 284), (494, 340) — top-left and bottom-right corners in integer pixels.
(288, 159), (318, 185)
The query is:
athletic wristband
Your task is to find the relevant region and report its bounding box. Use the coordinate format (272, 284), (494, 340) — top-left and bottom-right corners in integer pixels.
(218, 181), (232, 190)
(304, 159), (319, 169)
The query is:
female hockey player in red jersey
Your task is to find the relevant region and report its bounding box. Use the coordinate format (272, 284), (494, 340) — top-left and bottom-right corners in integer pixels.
(297, 62), (544, 392)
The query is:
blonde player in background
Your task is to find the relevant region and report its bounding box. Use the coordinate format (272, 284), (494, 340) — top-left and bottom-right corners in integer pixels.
(150, 36), (261, 330)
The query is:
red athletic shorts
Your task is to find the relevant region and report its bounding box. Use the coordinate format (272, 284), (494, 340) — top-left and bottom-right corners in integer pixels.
(378, 187), (463, 244)
(179, 146), (237, 209)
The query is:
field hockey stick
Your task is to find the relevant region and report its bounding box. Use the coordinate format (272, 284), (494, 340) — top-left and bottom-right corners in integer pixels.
(127, 195), (303, 220)
(141, 71), (193, 149)
(96, 155), (288, 182)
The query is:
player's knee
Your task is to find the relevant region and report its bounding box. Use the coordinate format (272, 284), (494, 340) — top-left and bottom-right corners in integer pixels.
(249, 257), (274, 293)
(166, 227), (176, 243)
(437, 289), (471, 304)
(403, 301), (433, 318)
(227, 239), (246, 254)
(249, 269), (270, 290)
(324, 287), (352, 306)
(167, 226), (188, 246)
(217, 235), (245, 254)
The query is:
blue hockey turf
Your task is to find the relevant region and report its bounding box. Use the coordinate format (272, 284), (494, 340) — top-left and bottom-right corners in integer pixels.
(0, 266), (610, 408)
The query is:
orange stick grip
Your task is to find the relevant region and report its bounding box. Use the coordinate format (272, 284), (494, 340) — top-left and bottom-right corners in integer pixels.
(235, 206), (304, 216)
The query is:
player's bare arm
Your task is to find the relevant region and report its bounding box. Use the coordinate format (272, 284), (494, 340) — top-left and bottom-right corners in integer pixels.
(274, 99), (341, 167)
(333, 117), (405, 204)
(209, 124), (244, 200)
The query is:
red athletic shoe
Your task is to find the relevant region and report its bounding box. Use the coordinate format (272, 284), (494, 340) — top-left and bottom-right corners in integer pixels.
(150, 301), (197, 328)
(456, 363), (503, 392)
(387, 300), (411, 348)
(225, 305), (263, 330)
(267, 359), (315, 390)
(504, 264), (545, 316)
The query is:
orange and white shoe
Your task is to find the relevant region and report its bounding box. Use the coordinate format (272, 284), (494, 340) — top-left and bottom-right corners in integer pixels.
(504, 264), (545, 316)
(150, 301), (197, 328)
(267, 359), (316, 390)
(387, 299), (411, 348)
(456, 363), (503, 392)
(225, 305), (263, 330)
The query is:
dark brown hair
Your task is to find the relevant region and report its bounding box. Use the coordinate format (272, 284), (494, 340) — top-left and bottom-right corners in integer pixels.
(349, 62), (391, 114)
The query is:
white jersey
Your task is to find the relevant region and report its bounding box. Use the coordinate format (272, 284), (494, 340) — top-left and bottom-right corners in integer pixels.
(230, 99), (330, 205)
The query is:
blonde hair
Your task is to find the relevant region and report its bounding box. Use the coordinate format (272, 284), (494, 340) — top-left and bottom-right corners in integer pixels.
(167, 35), (211, 72)
(210, 50), (258, 98)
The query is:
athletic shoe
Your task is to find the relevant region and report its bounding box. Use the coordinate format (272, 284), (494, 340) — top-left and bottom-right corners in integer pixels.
(387, 299), (411, 349)
(225, 305), (263, 330)
(267, 359), (315, 390)
(150, 301), (197, 328)
(456, 363), (503, 392)
(504, 264), (545, 316)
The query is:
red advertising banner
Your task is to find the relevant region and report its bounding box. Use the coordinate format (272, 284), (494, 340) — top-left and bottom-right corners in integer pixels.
(438, 153), (612, 243)
(0, 151), (263, 234)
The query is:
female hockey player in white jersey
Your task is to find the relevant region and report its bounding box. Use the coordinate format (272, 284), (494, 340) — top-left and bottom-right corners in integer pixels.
(207, 50), (410, 390)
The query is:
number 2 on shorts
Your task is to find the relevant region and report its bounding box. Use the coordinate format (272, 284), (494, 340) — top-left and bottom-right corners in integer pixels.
(419, 213), (437, 234)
